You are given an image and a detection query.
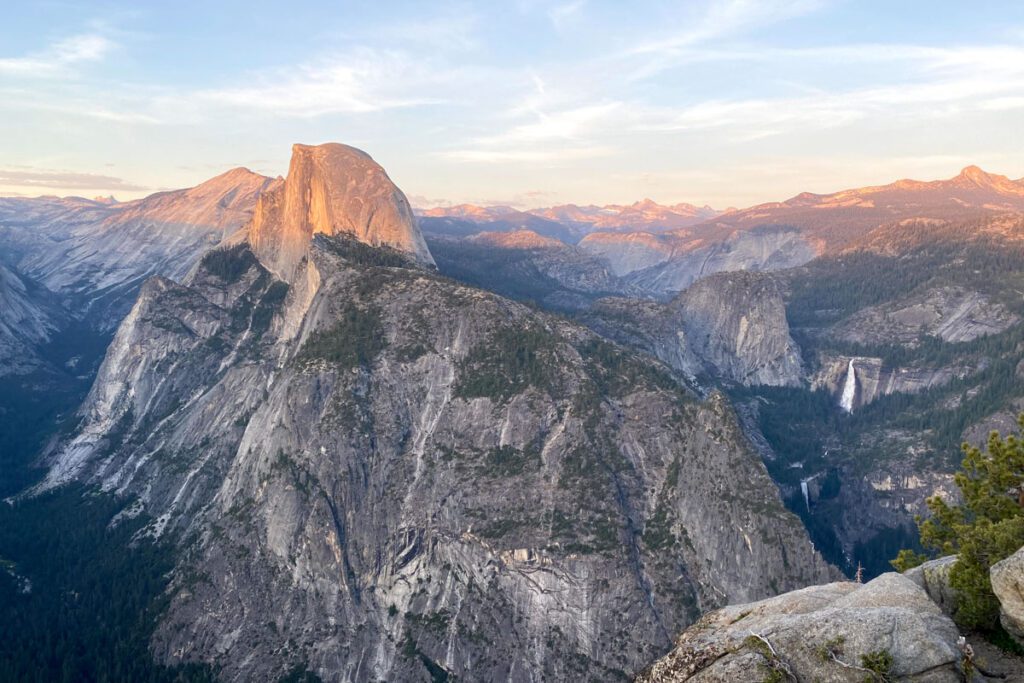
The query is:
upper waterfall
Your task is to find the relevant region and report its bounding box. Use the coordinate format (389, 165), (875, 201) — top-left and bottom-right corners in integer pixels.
(839, 358), (857, 413)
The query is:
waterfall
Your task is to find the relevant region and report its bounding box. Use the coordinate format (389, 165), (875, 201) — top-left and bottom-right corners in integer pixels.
(839, 358), (857, 413)
(800, 479), (810, 512)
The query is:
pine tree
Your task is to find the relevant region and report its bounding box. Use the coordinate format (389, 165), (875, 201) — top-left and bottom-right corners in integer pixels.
(892, 414), (1024, 629)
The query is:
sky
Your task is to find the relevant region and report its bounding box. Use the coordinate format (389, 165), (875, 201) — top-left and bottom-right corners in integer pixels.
(1, 0), (1023, 209)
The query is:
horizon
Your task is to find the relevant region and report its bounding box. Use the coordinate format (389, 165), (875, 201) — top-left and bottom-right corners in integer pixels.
(2, 1), (1023, 207)
(5, 159), (1020, 215)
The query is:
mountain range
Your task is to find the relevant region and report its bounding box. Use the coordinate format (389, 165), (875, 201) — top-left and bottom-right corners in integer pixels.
(2, 149), (1024, 679)
(420, 165), (1024, 245)
(418, 198), (721, 244)
(420, 166), (1024, 296)
(28, 143), (832, 680)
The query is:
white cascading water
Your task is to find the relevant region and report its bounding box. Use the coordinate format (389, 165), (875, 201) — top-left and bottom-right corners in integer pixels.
(839, 358), (857, 413)
(800, 479), (810, 512)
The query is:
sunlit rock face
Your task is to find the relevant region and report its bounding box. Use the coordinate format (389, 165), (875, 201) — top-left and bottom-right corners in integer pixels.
(3, 167), (274, 338)
(467, 228), (565, 249)
(19, 167), (275, 295)
(248, 143), (434, 280)
(694, 165), (1024, 254)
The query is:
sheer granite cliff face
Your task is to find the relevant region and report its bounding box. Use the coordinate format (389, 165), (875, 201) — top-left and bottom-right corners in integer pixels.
(0, 263), (65, 375)
(584, 271), (803, 387)
(674, 272), (803, 386)
(44, 144), (832, 681)
(248, 143), (434, 280)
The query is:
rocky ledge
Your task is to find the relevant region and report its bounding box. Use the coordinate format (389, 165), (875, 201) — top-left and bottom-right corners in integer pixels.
(636, 573), (963, 682)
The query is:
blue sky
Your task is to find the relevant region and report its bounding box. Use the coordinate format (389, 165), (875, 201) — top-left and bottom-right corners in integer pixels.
(1, 0), (1023, 208)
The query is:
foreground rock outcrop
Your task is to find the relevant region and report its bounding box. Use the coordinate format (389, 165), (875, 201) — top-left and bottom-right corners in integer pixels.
(991, 545), (1024, 644)
(905, 555), (959, 619)
(637, 573), (963, 682)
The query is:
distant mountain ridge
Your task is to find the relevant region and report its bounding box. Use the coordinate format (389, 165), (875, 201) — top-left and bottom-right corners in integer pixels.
(696, 165), (1024, 252)
(419, 165), (1024, 247)
(531, 198), (720, 232)
(577, 166), (1024, 296)
(0, 165), (276, 384)
(4, 167), (276, 329)
(417, 166), (1024, 297)
(418, 198), (721, 239)
(0, 165), (279, 499)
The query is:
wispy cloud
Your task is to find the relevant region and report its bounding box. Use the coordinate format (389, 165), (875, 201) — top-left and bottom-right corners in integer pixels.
(631, 0), (826, 54)
(440, 146), (611, 163)
(713, 43), (1024, 78)
(548, 0), (588, 29)
(478, 102), (621, 145)
(616, 0), (828, 83)
(0, 33), (114, 77)
(468, 36), (1024, 160)
(980, 96), (1024, 112)
(442, 99), (621, 164)
(469, 189), (561, 208)
(0, 89), (164, 124)
(191, 49), (442, 117)
(443, 0), (833, 162)
(631, 47), (1024, 139)
(374, 10), (483, 51)
(2, 5), (1021, 208)
(0, 14), (494, 123)
(0, 169), (148, 192)
(408, 194), (455, 209)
